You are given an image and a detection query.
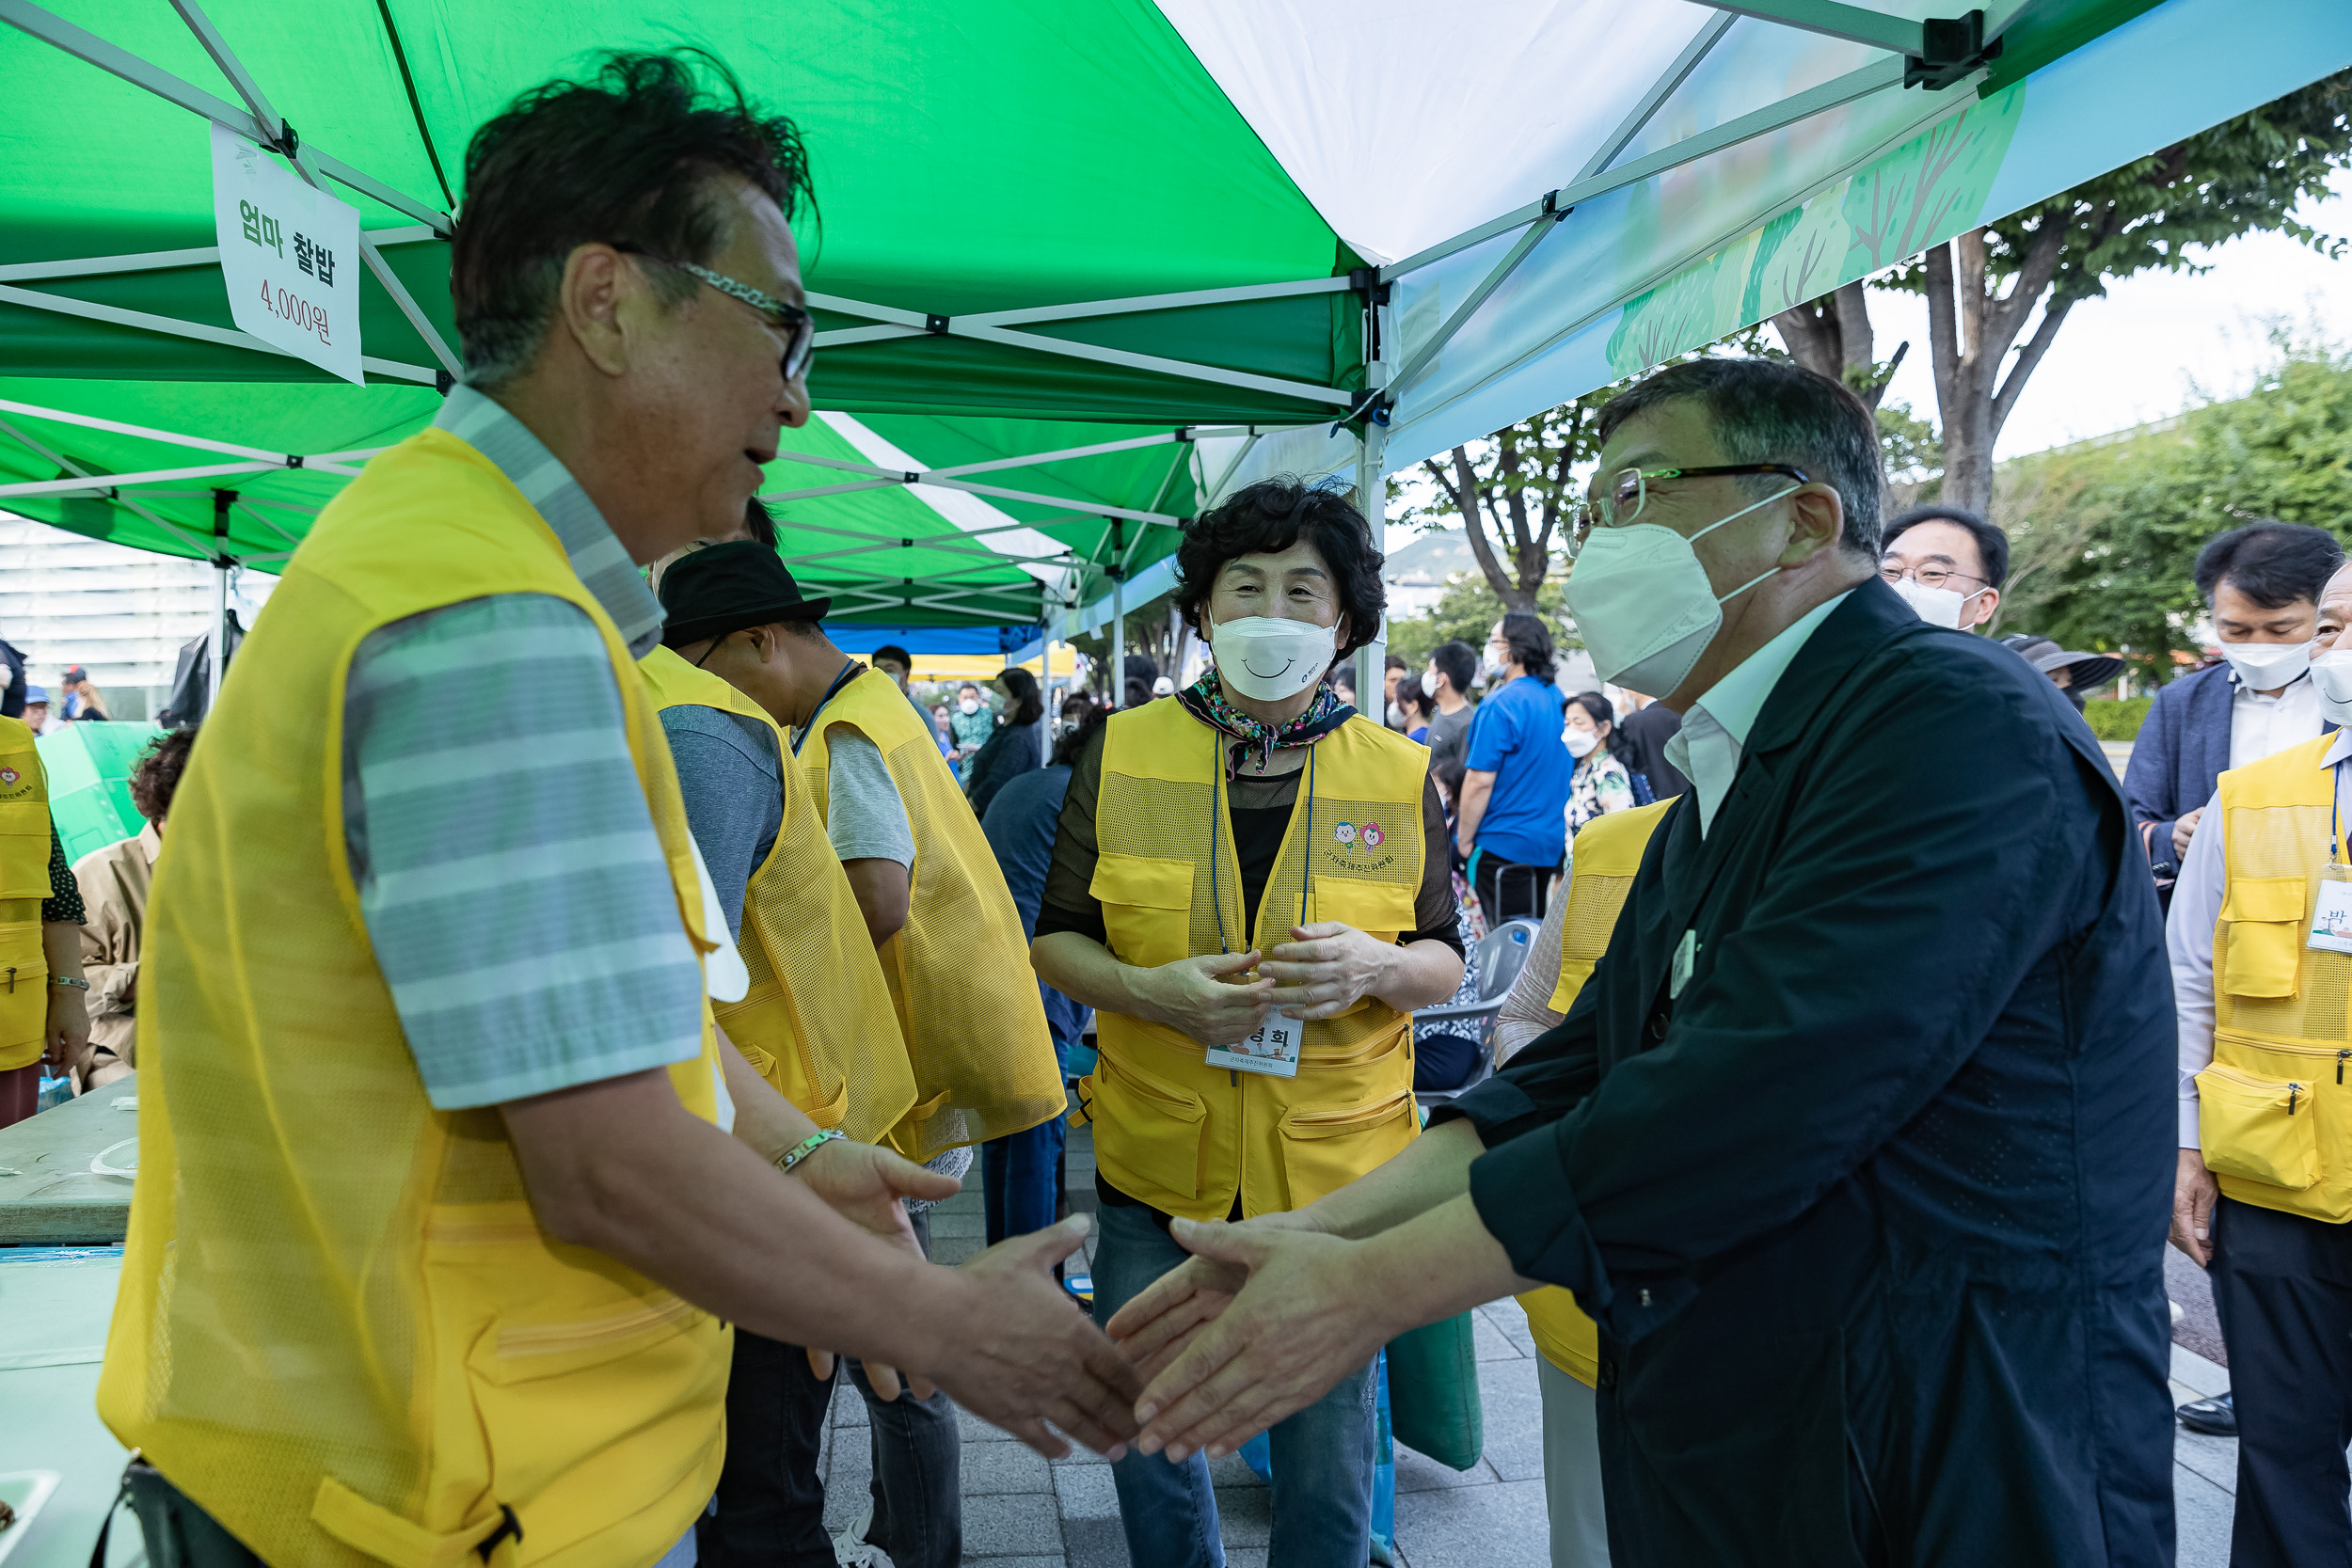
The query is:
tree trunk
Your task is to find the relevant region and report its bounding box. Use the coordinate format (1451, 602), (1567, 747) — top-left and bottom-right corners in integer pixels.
(1922, 216), (2078, 520)
(1439, 447), (1539, 612)
(1772, 281), (1898, 411)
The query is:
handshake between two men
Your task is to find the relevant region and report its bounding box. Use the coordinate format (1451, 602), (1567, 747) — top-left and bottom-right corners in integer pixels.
(721, 1105), (1518, 1465)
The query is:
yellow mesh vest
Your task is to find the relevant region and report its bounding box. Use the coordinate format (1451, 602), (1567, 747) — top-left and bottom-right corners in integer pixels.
(640, 646), (916, 1141)
(0, 715), (52, 1069)
(798, 667), (1061, 1158)
(98, 429), (733, 1568)
(1519, 799), (1674, 1385)
(1071, 698), (1428, 1221)
(2203, 733), (2352, 1222)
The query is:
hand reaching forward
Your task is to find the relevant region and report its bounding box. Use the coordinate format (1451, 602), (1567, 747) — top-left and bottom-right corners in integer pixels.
(794, 1140), (959, 1400)
(1129, 1218), (1400, 1465)
(1104, 1209), (1323, 1380)
(1137, 949), (1277, 1047)
(926, 1214), (1146, 1459)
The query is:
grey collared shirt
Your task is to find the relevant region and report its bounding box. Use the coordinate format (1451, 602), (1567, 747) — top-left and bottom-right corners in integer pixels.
(341, 388), (707, 1111)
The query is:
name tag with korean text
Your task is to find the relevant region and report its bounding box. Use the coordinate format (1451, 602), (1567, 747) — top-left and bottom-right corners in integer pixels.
(2309, 865), (2352, 954)
(1208, 1016), (1301, 1078)
(1669, 929), (1700, 999)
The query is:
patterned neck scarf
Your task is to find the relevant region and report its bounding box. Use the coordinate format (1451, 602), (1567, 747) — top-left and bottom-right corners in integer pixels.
(1175, 668), (1354, 778)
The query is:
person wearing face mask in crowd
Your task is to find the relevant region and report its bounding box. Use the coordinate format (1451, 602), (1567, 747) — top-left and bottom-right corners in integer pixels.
(1456, 614), (1575, 927)
(1561, 690), (1647, 835)
(2126, 520), (2343, 911)
(1879, 505), (2006, 630)
(948, 680), (995, 777)
(872, 642), (956, 759)
(1422, 640), (1479, 769)
(1031, 478), (1466, 1568)
(2166, 558), (2352, 1565)
(2002, 636), (2124, 714)
(1103, 358), (2175, 1568)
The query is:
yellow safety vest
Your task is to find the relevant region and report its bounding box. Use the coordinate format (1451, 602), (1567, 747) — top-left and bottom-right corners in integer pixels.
(640, 645), (916, 1142)
(2202, 732), (2352, 1223)
(1522, 799), (1674, 1385)
(798, 666), (1061, 1158)
(1071, 697), (1427, 1221)
(0, 715), (51, 1070)
(99, 429), (732, 1568)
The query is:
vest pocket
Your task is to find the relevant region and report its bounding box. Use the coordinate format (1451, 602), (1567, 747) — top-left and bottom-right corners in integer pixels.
(2198, 1064), (2324, 1191)
(2220, 876), (2309, 998)
(1311, 880), (1418, 943)
(1093, 1053), (1208, 1200)
(1277, 1088), (1417, 1209)
(0, 916), (46, 1064)
(1092, 853), (1196, 971)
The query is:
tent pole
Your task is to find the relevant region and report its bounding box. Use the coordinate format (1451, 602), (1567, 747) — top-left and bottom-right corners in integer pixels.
(1109, 520), (1126, 709)
(207, 488), (234, 717)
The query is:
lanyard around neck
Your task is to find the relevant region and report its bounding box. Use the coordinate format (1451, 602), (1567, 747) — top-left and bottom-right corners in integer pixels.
(789, 659), (863, 756)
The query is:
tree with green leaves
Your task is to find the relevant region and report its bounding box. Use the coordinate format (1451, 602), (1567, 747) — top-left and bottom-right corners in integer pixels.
(1783, 71), (2352, 519)
(1995, 337), (2352, 670)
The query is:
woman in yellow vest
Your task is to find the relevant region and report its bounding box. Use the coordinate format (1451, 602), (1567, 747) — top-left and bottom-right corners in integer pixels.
(1032, 480), (1466, 1568)
(0, 711), (90, 1127)
(1490, 798), (1673, 1568)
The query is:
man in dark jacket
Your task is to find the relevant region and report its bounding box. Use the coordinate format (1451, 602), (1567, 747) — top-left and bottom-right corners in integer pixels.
(1106, 357), (2175, 1567)
(2124, 519), (2339, 883)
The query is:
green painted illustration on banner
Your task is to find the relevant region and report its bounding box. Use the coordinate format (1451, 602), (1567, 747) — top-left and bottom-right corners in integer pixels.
(1605, 84), (2027, 377)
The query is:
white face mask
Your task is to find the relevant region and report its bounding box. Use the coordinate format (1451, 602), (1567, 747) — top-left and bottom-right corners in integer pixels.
(1480, 652), (1510, 681)
(1207, 613), (1338, 702)
(2221, 638), (2312, 693)
(1563, 726), (1600, 759)
(959, 697), (980, 714)
(1890, 577), (1982, 629)
(2310, 647), (2352, 725)
(1562, 486), (1800, 695)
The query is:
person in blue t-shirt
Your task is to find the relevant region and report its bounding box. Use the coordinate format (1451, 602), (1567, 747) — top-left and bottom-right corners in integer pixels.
(1456, 611), (1572, 927)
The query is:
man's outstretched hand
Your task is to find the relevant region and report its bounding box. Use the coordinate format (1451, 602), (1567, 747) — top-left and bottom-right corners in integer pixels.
(1104, 1210), (1322, 1380)
(925, 1214), (1146, 1460)
(1124, 1218), (1400, 1465)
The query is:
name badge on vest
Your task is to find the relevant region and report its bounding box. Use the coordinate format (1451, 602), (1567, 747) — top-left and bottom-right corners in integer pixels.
(1208, 1017), (1302, 1079)
(1669, 929), (1699, 1000)
(2310, 864), (2352, 954)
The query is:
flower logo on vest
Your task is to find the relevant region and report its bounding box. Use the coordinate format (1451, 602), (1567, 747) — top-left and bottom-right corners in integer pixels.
(1360, 821), (1385, 849)
(0, 768), (16, 787)
(1332, 821), (1357, 847)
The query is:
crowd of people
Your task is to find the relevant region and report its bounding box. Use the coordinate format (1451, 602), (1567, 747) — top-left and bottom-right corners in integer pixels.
(0, 45), (2334, 1568)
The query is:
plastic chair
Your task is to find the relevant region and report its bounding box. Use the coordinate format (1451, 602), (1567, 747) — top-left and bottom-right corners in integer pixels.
(1412, 917), (1542, 1106)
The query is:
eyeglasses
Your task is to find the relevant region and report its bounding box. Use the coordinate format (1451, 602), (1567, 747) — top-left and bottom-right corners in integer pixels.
(1568, 464), (1811, 553)
(613, 243), (816, 382)
(1880, 563), (1987, 592)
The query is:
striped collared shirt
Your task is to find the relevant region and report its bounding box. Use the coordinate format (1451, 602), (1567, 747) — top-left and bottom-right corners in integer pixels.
(342, 388), (705, 1111)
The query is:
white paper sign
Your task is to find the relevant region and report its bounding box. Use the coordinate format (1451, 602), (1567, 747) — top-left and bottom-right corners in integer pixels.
(211, 123), (363, 384)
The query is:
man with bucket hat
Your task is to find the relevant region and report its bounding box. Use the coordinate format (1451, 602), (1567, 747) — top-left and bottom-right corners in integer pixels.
(660, 543), (1068, 1567)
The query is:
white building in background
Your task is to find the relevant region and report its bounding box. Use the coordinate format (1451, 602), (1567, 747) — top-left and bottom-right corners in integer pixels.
(0, 515), (276, 721)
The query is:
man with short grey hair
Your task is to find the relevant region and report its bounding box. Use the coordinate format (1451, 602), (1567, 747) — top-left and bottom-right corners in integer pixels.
(1106, 357), (2175, 1567)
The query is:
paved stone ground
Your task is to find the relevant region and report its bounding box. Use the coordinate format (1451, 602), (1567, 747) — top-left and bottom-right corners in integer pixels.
(815, 1121), (2249, 1566)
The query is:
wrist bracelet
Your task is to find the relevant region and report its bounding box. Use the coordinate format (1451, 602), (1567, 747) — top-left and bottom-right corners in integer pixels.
(775, 1128), (845, 1174)
(48, 975), (88, 991)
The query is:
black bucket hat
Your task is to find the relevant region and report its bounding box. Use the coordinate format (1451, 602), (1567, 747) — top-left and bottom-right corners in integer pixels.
(659, 540), (832, 649)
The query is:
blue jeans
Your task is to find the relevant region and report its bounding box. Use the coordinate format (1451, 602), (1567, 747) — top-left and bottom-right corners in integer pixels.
(982, 1113), (1068, 1243)
(843, 1207), (961, 1568)
(1092, 1199), (1375, 1568)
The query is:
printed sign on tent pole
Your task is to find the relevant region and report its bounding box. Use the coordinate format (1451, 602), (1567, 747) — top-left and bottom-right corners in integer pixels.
(209, 124), (362, 385)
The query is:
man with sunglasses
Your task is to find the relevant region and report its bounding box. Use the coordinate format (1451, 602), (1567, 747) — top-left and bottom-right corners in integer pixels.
(1105, 357), (2173, 1568)
(98, 52), (1136, 1568)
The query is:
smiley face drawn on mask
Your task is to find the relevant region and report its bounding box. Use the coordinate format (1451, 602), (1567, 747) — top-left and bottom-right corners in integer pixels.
(1240, 655), (1298, 682)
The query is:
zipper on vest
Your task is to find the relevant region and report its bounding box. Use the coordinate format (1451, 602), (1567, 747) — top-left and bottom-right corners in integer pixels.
(2338, 1049), (2347, 1085)
(4, 966), (13, 993)
(2289, 1083), (2304, 1116)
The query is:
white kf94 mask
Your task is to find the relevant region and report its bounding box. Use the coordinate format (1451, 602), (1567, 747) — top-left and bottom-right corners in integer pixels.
(1208, 614), (1339, 701)
(2310, 647), (2352, 727)
(2220, 638), (2312, 694)
(1562, 486), (1799, 695)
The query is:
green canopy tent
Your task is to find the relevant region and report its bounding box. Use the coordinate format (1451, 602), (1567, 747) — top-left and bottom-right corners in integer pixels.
(5, 0), (2348, 699)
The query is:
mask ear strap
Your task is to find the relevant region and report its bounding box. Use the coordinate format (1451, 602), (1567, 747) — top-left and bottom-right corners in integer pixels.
(1715, 563), (1781, 608)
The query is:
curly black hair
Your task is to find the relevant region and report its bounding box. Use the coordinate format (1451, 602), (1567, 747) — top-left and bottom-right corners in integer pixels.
(453, 50), (817, 386)
(1172, 478), (1386, 660)
(130, 725), (197, 824)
